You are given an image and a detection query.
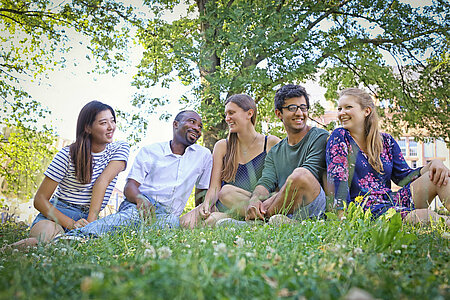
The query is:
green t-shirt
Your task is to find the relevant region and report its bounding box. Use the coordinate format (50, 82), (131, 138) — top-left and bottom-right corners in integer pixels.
(257, 127), (329, 193)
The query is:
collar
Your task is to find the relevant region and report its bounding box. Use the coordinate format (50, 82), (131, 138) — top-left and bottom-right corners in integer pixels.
(163, 141), (195, 157)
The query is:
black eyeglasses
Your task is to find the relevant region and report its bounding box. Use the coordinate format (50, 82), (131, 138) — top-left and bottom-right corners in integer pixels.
(281, 104), (308, 112)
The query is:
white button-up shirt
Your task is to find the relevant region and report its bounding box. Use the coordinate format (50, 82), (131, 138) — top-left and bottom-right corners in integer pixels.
(127, 141), (212, 217)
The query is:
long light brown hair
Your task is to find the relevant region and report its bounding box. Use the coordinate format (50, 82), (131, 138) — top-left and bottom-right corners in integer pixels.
(69, 101), (115, 184)
(222, 94), (257, 182)
(339, 88), (384, 173)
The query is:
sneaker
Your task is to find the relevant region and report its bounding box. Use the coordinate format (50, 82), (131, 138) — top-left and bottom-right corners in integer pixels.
(268, 214), (296, 226)
(215, 218), (248, 227)
(53, 234), (88, 243)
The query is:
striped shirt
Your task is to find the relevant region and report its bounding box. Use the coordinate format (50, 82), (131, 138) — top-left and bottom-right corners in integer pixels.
(44, 141), (130, 209)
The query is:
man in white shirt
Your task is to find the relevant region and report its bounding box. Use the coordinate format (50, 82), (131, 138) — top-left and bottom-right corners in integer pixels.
(66, 110), (212, 236)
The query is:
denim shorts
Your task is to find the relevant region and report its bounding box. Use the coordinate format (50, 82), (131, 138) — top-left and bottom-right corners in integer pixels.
(30, 197), (89, 232)
(287, 187), (326, 220)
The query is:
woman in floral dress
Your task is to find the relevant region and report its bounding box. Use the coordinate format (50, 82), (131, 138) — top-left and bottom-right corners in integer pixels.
(326, 88), (449, 226)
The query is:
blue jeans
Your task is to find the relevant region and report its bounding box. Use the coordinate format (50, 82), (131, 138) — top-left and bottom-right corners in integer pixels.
(66, 195), (180, 237)
(31, 197), (89, 232)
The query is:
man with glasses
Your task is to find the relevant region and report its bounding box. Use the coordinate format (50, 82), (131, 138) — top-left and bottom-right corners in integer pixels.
(245, 84), (329, 224)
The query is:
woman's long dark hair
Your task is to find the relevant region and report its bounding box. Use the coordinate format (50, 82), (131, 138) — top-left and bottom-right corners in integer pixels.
(222, 94), (257, 182)
(69, 101), (115, 184)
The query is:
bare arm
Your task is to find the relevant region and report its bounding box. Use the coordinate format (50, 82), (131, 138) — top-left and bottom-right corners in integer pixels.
(34, 177), (79, 229)
(124, 178), (154, 217)
(266, 135), (281, 151)
(200, 140), (227, 217)
(245, 185), (270, 221)
(87, 160), (126, 222)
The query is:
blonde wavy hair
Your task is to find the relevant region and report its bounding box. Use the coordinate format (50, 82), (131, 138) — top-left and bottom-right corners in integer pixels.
(339, 88), (384, 173)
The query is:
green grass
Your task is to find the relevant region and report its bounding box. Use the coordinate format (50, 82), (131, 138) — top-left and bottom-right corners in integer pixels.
(0, 207), (449, 300)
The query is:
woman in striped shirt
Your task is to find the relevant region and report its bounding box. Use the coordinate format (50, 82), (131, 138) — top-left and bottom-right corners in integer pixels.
(10, 101), (129, 248)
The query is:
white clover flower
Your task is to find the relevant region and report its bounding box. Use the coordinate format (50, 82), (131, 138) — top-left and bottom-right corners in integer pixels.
(347, 257), (355, 263)
(401, 244), (408, 249)
(200, 239), (206, 244)
(234, 237), (245, 248)
(394, 250), (401, 255)
(200, 231), (205, 235)
(353, 247), (363, 255)
(214, 243), (227, 255)
(245, 252), (255, 258)
(301, 221), (307, 225)
(229, 227), (236, 233)
(185, 244), (191, 248)
(211, 240), (217, 245)
(158, 246), (172, 259)
(337, 227), (342, 231)
(237, 258), (246, 271)
(91, 271), (104, 281)
(245, 231), (250, 234)
(340, 216), (347, 220)
(144, 246), (156, 259)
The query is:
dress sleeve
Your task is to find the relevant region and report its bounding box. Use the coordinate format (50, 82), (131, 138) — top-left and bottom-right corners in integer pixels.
(326, 129), (351, 210)
(388, 135), (421, 186)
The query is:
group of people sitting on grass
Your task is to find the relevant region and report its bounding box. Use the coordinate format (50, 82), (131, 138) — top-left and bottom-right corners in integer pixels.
(7, 84), (450, 249)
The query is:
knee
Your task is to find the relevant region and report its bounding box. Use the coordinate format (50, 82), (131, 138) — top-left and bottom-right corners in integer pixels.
(30, 220), (63, 241)
(287, 168), (316, 189)
(218, 185), (234, 202)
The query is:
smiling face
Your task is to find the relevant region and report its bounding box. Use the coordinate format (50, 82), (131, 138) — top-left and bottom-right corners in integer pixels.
(225, 101), (254, 133)
(337, 95), (371, 134)
(173, 111), (203, 146)
(275, 96), (309, 135)
(86, 109), (116, 147)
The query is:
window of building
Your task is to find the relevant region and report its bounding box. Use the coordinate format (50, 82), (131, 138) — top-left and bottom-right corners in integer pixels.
(398, 138), (407, 157)
(409, 139), (418, 157)
(436, 139), (447, 158)
(424, 140), (435, 158)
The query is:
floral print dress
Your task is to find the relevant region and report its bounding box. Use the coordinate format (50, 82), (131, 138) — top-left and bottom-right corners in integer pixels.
(326, 127), (422, 218)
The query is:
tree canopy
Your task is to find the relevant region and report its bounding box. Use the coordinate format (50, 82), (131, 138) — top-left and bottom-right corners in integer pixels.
(130, 0), (449, 148)
(0, 0), (136, 199)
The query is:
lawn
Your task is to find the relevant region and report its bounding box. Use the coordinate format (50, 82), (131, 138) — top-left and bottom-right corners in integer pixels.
(0, 205), (448, 300)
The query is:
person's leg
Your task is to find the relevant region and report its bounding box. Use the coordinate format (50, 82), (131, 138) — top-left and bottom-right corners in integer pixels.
(68, 200), (140, 237)
(5, 198), (86, 250)
(265, 167), (322, 217)
(218, 185), (252, 216)
(7, 220), (64, 250)
(204, 212), (230, 227)
(410, 171), (450, 211)
(405, 208), (450, 228)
